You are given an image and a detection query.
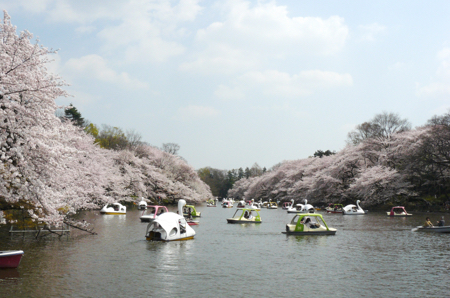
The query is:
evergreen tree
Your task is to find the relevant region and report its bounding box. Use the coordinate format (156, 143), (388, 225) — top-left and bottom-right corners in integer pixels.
(65, 104), (85, 127)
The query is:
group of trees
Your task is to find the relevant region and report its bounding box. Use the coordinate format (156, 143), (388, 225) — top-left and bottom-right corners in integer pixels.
(198, 163), (267, 198)
(0, 12), (212, 227)
(228, 111), (450, 210)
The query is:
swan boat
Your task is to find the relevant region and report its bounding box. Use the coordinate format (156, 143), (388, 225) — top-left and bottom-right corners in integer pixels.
(387, 206), (412, 216)
(282, 214), (337, 235)
(137, 199), (147, 210)
(222, 201), (233, 208)
(183, 205), (201, 218)
(287, 199), (315, 214)
(326, 204), (344, 214)
(145, 200), (195, 241)
(236, 200), (246, 208)
(0, 250), (24, 268)
(100, 203), (127, 215)
(342, 200), (367, 215)
(227, 208), (262, 224)
(282, 201), (293, 210)
(267, 200), (278, 209)
(140, 205), (169, 222)
(248, 200), (261, 211)
(415, 226), (450, 233)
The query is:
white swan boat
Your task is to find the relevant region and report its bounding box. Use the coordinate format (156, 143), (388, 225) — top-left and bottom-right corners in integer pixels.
(282, 200), (293, 210)
(267, 200), (278, 209)
(325, 203), (344, 214)
(236, 200), (246, 208)
(145, 199), (195, 241)
(137, 199), (147, 210)
(342, 200), (367, 215)
(282, 214), (337, 235)
(287, 199), (315, 214)
(222, 200), (233, 208)
(227, 208), (262, 224)
(140, 205), (169, 222)
(386, 206), (412, 216)
(100, 203), (126, 215)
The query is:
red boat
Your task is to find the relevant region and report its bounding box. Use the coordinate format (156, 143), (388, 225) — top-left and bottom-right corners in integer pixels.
(0, 250), (24, 268)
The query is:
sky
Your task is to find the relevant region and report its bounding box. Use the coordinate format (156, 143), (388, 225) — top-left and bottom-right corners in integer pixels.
(2, 0), (450, 170)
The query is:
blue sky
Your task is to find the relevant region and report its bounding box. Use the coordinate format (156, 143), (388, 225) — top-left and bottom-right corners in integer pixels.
(3, 0), (450, 170)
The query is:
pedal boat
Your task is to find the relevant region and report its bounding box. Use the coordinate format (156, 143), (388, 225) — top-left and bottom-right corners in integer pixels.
(267, 200), (278, 209)
(206, 199), (217, 207)
(100, 203), (126, 215)
(183, 205), (201, 217)
(226, 208), (262, 224)
(282, 214), (337, 235)
(236, 200), (246, 208)
(145, 200), (195, 241)
(282, 200), (293, 210)
(140, 205), (169, 222)
(222, 201), (233, 208)
(342, 200), (367, 215)
(326, 204), (344, 214)
(0, 250), (24, 268)
(137, 199), (147, 210)
(387, 206), (412, 216)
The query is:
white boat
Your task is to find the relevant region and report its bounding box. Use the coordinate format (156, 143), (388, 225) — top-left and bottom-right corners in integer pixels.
(282, 214), (337, 235)
(236, 200), (246, 208)
(342, 200), (367, 215)
(140, 205), (169, 222)
(415, 226), (450, 233)
(286, 199), (315, 214)
(248, 199), (261, 211)
(267, 199), (278, 209)
(145, 200), (195, 241)
(100, 203), (126, 215)
(137, 199), (147, 210)
(222, 200), (233, 208)
(282, 200), (293, 210)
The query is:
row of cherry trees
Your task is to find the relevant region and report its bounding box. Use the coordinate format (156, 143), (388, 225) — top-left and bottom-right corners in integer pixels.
(0, 11), (212, 226)
(229, 114), (450, 208)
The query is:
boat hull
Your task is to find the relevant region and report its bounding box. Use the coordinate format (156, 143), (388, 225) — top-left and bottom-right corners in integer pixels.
(416, 226), (450, 233)
(146, 235), (195, 242)
(0, 250), (24, 268)
(282, 231), (336, 235)
(139, 217), (156, 222)
(226, 219), (262, 224)
(100, 211), (126, 215)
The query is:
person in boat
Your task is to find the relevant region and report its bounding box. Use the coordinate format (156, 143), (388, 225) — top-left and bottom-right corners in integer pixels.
(179, 220), (186, 234)
(248, 211), (254, 220)
(244, 211), (249, 219)
(423, 217), (433, 228)
(437, 216), (445, 226)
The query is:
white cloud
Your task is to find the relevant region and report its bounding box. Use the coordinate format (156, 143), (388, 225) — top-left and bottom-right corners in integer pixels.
(64, 54), (148, 89)
(358, 23), (386, 42)
(229, 69), (353, 98)
(181, 0), (349, 75)
(214, 84), (246, 101)
(174, 105), (220, 121)
(417, 47), (450, 97)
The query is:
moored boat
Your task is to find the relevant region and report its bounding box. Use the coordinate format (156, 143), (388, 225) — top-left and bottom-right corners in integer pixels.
(100, 203), (127, 215)
(282, 214), (336, 235)
(227, 208), (262, 224)
(282, 200), (293, 210)
(222, 200), (233, 208)
(0, 250), (24, 268)
(137, 199), (147, 210)
(140, 205), (169, 222)
(386, 206), (412, 216)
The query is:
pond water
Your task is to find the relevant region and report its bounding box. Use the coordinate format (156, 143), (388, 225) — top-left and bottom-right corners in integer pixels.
(1, 205), (449, 297)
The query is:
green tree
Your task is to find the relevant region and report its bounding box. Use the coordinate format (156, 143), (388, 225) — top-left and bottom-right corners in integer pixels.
(65, 104), (85, 127)
(238, 167), (244, 180)
(97, 125), (128, 150)
(313, 150), (336, 158)
(244, 167), (250, 179)
(84, 123), (99, 138)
